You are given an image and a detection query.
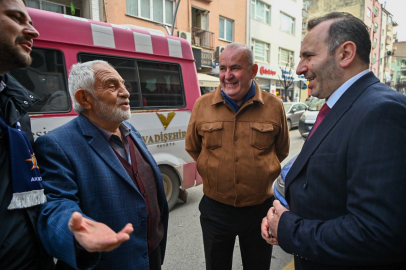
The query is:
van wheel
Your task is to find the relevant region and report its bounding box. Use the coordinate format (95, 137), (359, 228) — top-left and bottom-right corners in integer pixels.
(287, 120), (292, 130)
(159, 166), (180, 211)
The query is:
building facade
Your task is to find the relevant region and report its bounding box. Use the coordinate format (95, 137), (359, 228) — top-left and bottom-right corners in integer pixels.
(247, 0), (305, 102)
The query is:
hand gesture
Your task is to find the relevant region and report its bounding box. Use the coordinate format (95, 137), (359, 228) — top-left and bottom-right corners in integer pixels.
(68, 211), (134, 252)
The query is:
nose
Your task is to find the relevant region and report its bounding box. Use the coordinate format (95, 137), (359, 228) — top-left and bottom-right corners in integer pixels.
(23, 24), (40, 39)
(224, 69), (234, 80)
(296, 60), (307, 76)
(119, 83), (130, 98)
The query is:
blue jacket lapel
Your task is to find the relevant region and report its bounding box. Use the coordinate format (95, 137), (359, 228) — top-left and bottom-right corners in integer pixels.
(76, 115), (138, 190)
(285, 72), (379, 190)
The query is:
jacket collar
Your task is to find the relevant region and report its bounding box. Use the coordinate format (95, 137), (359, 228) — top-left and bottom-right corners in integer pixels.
(285, 71), (379, 190)
(211, 80), (265, 107)
(0, 73), (40, 126)
(77, 114), (139, 191)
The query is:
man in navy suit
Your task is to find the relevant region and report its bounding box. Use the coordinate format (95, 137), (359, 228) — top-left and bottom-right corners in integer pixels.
(261, 12), (406, 269)
(35, 60), (168, 270)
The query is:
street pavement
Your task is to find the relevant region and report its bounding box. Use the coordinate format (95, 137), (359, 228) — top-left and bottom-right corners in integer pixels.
(162, 129), (304, 270)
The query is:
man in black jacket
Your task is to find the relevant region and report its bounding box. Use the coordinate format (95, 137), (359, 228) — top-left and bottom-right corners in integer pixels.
(0, 0), (54, 269)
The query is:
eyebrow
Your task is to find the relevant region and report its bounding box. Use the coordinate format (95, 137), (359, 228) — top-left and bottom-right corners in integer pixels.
(299, 51), (316, 58)
(8, 9), (33, 25)
(104, 78), (124, 85)
(219, 64), (242, 69)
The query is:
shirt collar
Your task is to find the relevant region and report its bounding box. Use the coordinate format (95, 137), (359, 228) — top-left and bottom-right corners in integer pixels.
(327, 69), (370, 108)
(221, 80), (256, 113)
(90, 120), (132, 142)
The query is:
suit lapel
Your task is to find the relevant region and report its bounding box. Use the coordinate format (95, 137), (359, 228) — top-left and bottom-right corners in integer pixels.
(76, 115), (138, 190)
(285, 72), (379, 190)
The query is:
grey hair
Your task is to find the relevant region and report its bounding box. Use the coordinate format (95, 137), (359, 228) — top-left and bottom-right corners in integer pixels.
(224, 42), (254, 68)
(68, 60), (111, 114)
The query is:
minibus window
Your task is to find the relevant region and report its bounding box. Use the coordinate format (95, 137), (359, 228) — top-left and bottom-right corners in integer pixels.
(10, 48), (70, 113)
(78, 53), (185, 109)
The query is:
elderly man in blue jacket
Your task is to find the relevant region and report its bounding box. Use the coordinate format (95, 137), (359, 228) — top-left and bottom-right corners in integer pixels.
(35, 60), (168, 270)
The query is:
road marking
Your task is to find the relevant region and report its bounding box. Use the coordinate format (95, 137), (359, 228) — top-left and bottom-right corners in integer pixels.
(281, 259), (295, 270)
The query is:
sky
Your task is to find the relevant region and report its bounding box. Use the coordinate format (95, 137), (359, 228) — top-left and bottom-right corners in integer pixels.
(384, 0), (406, 41)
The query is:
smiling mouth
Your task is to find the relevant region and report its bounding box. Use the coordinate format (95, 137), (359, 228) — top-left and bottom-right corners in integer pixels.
(225, 82), (238, 86)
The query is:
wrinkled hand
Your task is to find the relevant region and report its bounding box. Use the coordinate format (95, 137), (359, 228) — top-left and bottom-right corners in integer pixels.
(68, 212), (134, 252)
(261, 200), (288, 246)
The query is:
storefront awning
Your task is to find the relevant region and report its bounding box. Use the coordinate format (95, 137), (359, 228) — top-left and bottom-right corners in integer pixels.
(198, 73), (220, 88)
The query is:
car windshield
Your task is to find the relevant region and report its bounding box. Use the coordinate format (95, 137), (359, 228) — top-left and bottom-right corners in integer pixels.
(308, 98), (326, 111)
(283, 104), (292, 112)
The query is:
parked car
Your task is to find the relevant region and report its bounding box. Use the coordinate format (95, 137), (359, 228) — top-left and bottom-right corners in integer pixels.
(298, 98), (326, 137)
(283, 102), (308, 130)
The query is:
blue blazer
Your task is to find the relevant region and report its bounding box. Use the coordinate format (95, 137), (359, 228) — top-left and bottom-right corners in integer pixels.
(35, 114), (168, 270)
(279, 72), (406, 269)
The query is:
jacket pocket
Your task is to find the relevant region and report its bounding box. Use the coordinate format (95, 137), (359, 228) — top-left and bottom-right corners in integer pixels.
(201, 122), (223, 150)
(250, 122), (275, 149)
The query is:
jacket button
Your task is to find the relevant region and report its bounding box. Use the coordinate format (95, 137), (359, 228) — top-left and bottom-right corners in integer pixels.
(303, 182), (308, 189)
(143, 251), (148, 258)
(235, 158), (238, 162)
(141, 219), (146, 225)
(234, 136), (238, 141)
(236, 179), (239, 184)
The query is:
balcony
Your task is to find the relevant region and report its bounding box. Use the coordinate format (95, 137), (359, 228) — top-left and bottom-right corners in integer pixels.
(373, 24), (378, 32)
(373, 6), (379, 16)
(191, 27), (215, 50)
(372, 41), (376, 48)
(386, 24), (393, 32)
(302, 9), (308, 19)
(386, 36), (392, 45)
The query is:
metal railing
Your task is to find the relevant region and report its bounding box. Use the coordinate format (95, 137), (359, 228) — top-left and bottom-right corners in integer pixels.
(373, 7), (379, 16)
(191, 27), (215, 50)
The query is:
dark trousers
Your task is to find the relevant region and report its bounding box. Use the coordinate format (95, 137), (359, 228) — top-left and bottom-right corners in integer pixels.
(199, 195), (273, 270)
(149, 243), (162, 270)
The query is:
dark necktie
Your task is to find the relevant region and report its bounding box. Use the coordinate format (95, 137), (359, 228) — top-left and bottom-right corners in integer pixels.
(308, 103), (330, 140)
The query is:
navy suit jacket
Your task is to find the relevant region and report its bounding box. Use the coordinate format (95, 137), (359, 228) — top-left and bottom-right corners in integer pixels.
(279, 72), (406, 269)
(35, 114), (168, 270)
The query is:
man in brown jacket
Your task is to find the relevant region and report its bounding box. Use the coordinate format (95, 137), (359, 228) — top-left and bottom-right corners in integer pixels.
(185, 43), (289, 270)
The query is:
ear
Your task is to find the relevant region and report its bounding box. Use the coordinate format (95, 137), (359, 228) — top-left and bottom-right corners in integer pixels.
(337, 41), (357, 68)
(74, 89), (93, 110)
(251, 64), (259, 79)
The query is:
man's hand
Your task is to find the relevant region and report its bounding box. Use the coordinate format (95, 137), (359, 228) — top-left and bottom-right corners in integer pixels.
(68, 212), (134, 252)
(261, 200), (288, 246)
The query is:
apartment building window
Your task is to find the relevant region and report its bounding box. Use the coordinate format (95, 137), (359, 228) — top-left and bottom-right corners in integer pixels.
(26, 0), (80, 16)
(219, 17), (234, 42)
(280, 12), (295, 35)
(127, 0), (174, 25)
(279, 48), (293, 67)
(251, 0), (271, 24)
(367, 8), (371, 17)
(252, 40), (270, 63)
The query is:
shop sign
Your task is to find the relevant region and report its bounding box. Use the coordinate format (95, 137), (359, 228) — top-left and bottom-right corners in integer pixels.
(259, 66), (276, 76)
(201, 51), (213, 67)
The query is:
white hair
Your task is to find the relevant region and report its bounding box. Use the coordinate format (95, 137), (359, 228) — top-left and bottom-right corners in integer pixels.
(224, 42), (254, 68)
(68, 60), (112, 114)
